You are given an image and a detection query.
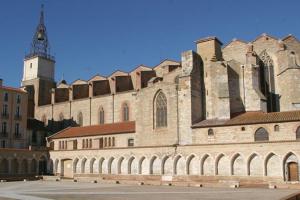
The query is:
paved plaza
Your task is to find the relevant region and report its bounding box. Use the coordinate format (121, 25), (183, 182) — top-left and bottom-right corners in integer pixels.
(0, 180), (299, 200)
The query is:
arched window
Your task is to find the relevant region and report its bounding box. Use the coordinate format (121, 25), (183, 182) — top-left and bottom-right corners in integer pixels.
(99, 107), (105, 124)
(254, 127), (269, 141)
(122, 103), (129, 122)
(77, 112), (83, 126)
(208, 128), (214, 136)
(296, 126), (300, 140)
(155, 91), (167, 128)
(274, 125), (279, 132)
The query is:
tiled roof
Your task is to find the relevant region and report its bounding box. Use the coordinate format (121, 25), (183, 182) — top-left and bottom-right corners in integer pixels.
(0, 86), (26, 93)
(49, 121), (135, 139)
(192, 111), (300, 128)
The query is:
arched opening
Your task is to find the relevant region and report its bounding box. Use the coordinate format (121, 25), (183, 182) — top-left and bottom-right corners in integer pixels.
(108, 157), (115, 174)
(283, 153), (299, 182)
(118, 157), (124, 174)
(11, 159), (19, 174)
(265, 153), (281, 177)
(98, 158), (105, 174)
(216, 154), (229, 176)
(81, 158), (87, 174)
(31, 159), (37, 174)
(201, 154), (214, 175)
(186, 155), (198, 175)
(61, 159), (73, 178)
(39, 156), (47, 175)
(150, 156), (160, 175)
(231, 153), (245, 176)
(173, 155), (185, 175)
(122, 103), (129, 122)
(138, 157), (147, 175)
(73, 158), (79, 174)
(247, 153), (263, 176)
(0, 159), (9, 174)
(21, 159), (28, 174)
(154, 91), (167, 128)
(90, 158), (96, 174)
(162, 156), (172, 175)
(254, 127), (269, 141)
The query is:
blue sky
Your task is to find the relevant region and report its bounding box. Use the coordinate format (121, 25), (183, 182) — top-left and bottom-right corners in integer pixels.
(0, 0), (300, 87)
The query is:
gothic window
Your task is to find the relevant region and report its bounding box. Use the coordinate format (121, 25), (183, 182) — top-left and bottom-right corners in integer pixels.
(155, 91), (167, 128)
(254, 127), (269, 141)
(208, 128), (214, 136)
(99, 107), (105, 124)
(122, 103), (129, 122)
(296, 126), (300, 140)
(77, 112), (83, 126)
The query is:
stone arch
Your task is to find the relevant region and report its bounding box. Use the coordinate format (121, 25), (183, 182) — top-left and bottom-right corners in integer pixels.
(138, 156), (148, 175)
(117, 157), (125, 174)
(108, 157), (115, 174)
(90, 158), (96, 174)
(283, 152), (299, 181)
(31, 159), (37, 174)
(231, 153), (246, 176)
(38, 155), (47, 175)
(20, 159), (28, 174)
(255, 127), (269, 142)
(11, 158), (19, 174)
(54, 159), (59, 174)
(81, 158), (87, 174)
(247, 153), (263, 176)
(48, 159), (54, 174)
(216, 154), (230, 176)
(173, 155), (185, 175)
(0, 158), (9, 174)
(73, 158), (79, 174)
(265, 152), (281, 177)
(128, 156), (138, 175)
(201, 154), (214, 175)
(162, 156), (172, 175)
(98, 158), (105, 174)
(150, 155), (160, 175)
(186, 154), (199, 175)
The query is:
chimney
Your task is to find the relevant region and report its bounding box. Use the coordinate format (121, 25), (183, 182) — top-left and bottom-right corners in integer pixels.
(195, 36), (223, 63)
(0, 79), (2, 87)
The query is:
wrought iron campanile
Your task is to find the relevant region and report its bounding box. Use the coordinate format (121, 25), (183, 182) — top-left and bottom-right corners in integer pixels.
(26, 4), (54, 60)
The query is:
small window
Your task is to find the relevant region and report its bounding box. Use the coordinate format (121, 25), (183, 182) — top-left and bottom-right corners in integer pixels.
(104, 138), (107, 147)
(82, 139), (85, 148)
(208, 128), (214, 136)
(99, 107), (105, 124)
(112, 137), (115, 147)
(122, 103), (129, 122)
(128, 138), (134, 147)
(65, 141), (67, 150)
(16, 106), (20, 117)
(274, 125), (279, 132)
(89, 139), (92, 148)
(15, 123), (20, 136)
(108, 137), (111, 147)
(241, 127), (246, 131)
(30, 63), (32, 68)
(2, 104), (8, 116)
(4, 93), (8, 102)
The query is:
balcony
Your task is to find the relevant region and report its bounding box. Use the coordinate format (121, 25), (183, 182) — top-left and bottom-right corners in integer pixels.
(1, 113), (9, 119)
(14, 115), (22, 120)
(0, 132), (7, 138)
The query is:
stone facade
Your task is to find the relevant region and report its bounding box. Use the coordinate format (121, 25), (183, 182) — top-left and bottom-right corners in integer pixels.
(20, 25), (300, 186)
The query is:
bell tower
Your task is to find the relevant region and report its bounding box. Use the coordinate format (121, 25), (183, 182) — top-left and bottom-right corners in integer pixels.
(22, 5), (55, 117)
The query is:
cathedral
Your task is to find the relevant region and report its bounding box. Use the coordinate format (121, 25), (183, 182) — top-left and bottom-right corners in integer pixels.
(21, 6), (300, 187)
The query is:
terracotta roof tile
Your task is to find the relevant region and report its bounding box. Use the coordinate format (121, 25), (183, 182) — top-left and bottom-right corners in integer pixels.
(192, 111), (300, 128)
(49, 121), (135, 139)
(0, 86), (26, 93)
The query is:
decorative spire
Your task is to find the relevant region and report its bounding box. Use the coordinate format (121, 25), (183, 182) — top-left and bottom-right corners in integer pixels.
(26, 4), (54, 60)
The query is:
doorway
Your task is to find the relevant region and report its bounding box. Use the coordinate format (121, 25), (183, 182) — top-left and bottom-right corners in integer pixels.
(288, 162), (299, 182)
(62, 159), (73, 178)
